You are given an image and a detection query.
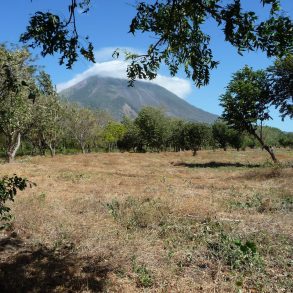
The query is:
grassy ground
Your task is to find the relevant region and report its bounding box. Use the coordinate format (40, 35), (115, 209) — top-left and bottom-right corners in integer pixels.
(0, 149), (292, 292)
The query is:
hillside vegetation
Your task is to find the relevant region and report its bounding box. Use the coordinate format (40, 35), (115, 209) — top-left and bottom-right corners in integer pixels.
(0, 149), (292, 292)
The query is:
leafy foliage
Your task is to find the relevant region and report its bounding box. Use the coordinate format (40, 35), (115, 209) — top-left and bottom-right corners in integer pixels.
(182, 122), (211, 155)
(0, 175), (34, 228)
(118, 117), (142, 152)
(210, 234), (263, 271)
(0, 45), (36, 162)
(20, 1), (95, 69)
(123, 0), (292, 85)
(18, 1), (293, 86)
(103, 121), (126, 151)
(267, 54), (293, 119)
(212, 121), (231, 151)
(279, 132), (293, 148)
(220, 66), (278, 162)
(220, 66), (271, 133)
(134, 107), (169, 151)
(27, 71), (64, 156)
(63, 104), (102, 153)
(228, 129), (245, 151)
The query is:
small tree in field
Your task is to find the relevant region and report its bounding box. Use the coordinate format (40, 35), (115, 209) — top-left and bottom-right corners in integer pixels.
(212, 121), (230, 151)
(118, 117), (142, 152)
(103, 121), (126, 152)
(220, 66), (277, 162)
(183, 122), (211, 156)
(228, 129), (245, 151)
(135, 107), (168, 152)
(64, 104), (98, 154)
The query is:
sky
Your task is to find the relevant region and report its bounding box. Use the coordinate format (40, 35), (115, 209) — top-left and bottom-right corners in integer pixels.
(0, 0), (292, 131)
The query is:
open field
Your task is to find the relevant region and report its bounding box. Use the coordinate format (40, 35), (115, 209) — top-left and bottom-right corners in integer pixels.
(0, 149), (292, 292)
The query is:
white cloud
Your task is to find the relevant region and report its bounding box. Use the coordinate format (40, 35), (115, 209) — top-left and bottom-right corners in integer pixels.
(56, 60), (128, 92)
(57, 48), (192, 99)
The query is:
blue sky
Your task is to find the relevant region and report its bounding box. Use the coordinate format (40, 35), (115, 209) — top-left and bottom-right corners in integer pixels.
(0, 0), (292, 131)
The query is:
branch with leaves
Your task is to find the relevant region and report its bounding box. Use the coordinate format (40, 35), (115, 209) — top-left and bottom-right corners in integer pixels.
(19, 1), (292, 86)
(20, 0), (95, 69)
(0, 175), (35, 229)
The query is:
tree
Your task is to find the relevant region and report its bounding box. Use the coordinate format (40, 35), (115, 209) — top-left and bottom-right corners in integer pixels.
(19, 1), (292, 86)
(118, 116), (142, 152)
(0, 45), (35, 162)
(267, 54), (293, 119)
(135, 107), (169, 151)
(279, 132), (293, 148)
(64, 104), (98, 153)
(28, 71), (64, 157)
(103, 121), (126, 152)
(168, 119), (186, 152)
(183, 122), (211, 156)
(212, 121), (231, 151)
(220, 66), (278, 162)
(228, 129), (245, 151)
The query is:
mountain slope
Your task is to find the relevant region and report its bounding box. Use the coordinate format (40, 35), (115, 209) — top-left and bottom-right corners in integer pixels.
(59, 75), (218, 123)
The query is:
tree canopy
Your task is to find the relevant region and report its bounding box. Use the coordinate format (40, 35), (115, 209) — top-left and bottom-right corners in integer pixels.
(267, 54), (293, 119)
(220, 66), (278, 162)
(19, 0), (293, 86)
(0, 45), (36, 162)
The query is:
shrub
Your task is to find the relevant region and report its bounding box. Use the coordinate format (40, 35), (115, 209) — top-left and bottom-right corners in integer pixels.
(209, 234), (263, 272)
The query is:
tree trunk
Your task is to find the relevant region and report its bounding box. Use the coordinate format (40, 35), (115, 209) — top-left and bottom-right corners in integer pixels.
(192, 149), (197, 156)
(6, 132), (21, 163)
(48, 142), (56, 157)
(252, 132), (278, 163)
(263, 145), (277, 163)
(38, 139), (46, 156)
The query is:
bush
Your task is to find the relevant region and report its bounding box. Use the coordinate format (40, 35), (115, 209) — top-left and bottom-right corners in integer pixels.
(209, 234), (263, 272)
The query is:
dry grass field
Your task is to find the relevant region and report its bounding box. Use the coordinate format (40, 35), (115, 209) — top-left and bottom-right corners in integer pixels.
(0, 149), (292, 292)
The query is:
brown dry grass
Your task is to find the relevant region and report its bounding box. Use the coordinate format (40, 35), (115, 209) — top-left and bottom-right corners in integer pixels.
(0, 148), (292, 292)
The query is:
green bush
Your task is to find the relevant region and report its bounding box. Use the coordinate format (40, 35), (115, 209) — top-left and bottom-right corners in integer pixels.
(209, 234), (263, 272)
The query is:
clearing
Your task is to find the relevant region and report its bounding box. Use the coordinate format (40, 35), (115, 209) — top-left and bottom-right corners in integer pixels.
(0, 149), (292, 292)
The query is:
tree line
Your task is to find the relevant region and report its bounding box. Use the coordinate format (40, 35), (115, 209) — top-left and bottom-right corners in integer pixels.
(1, 95), (292, 162)
(0, 45), (292, 163)
(118, 109), (293, 154)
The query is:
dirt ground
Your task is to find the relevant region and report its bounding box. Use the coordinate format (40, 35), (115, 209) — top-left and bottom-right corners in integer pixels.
(0, 149), (292, 292)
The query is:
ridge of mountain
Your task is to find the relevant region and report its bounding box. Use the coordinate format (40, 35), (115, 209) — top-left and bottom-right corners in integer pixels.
(59, 75), (218, 123)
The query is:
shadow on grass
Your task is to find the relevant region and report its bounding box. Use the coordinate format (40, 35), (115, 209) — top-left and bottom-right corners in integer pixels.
(171, 161), (261, 169)
(0, 235), (111, 293)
